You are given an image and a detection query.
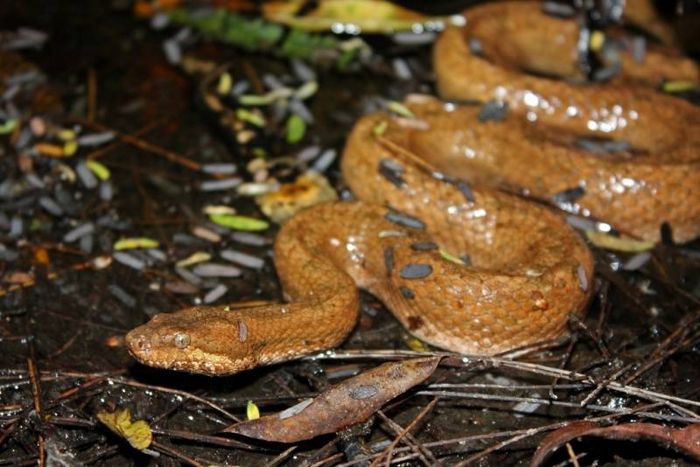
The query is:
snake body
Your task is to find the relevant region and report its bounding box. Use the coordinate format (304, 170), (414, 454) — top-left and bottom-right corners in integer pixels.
(126, 1), (697, 375)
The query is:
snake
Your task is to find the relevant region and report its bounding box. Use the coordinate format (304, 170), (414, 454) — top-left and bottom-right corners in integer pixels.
(126, 1), (697, 376)
(125, 103), (594, 375)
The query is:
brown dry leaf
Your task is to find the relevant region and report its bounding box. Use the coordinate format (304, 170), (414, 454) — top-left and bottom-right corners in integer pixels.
(33, 247), (50, 266)
(531, 421), (700, 466)
(96, 408), (153, 451)
(225, 357), (440, 443)
(3, 271), (34, 285)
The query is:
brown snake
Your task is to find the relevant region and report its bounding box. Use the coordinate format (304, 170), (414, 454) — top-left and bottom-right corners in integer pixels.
(125, 107), (594, 375)
(126, 1), (698, 375)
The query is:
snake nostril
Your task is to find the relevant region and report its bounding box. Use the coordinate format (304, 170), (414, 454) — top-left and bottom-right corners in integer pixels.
(134, 335), (150, 351)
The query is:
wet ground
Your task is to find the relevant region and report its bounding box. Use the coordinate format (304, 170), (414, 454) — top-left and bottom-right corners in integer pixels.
(0, 1), (699, 465)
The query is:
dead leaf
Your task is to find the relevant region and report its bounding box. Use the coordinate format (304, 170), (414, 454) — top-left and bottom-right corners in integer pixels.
(531, 421), (700, 466)
(262, 0), (448, 33)
(256, 171), (337, 223)
(585, 230), (655, 252)
(3, 271), (34, 285)
(33, 247), (50, 266)
(225, 357), (440, 443)
(97, 408), (153, 451)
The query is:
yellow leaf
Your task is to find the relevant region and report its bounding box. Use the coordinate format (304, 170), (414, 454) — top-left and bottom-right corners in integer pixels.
(247, 400), (260, 420)
(386, 100), (414, 118)
(113, 237), (160, 250)
(217, 72), (233, 95)
(58, 128), (76, 141)
(203, 205), (236, 216)
(86, 160), (111, 180)
(236, 108), (266, 127)
(589, 30), (605, 52)
(405, 336), (431, 352)
(439, 249), (467, 265)
(585, 230), (655, 252)
(97, 409), (153, 451)
(63, 140), (79, 157)
(176, 251), (211, 268)
(662, 80), (696, 93)
(372, 120), (388, 137)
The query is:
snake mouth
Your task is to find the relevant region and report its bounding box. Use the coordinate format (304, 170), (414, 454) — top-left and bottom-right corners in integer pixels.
(125, 331), (183, 369)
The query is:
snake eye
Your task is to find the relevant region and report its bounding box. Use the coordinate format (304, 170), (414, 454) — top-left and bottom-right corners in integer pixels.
(173, 332), (191, 349)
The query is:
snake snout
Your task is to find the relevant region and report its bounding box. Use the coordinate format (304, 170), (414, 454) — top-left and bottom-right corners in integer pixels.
(125, 330), (153, 357)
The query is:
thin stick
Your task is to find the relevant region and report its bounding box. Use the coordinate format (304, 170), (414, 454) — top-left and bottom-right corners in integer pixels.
(150, 440), (203, 467)
(417, 390), (699, 423)
(26, 354), (44, 467)
(370, 398), (438, 467)
(375, 409), (439, 466)
(565, 442), (581, 467)
(150, 428), (262, 451)
(86, 119), (161, 161)
(108, 377), (240, 422)
(453, 428), (538, 466)
(81, 120), (202, 172)
(265, 446), (298, 467)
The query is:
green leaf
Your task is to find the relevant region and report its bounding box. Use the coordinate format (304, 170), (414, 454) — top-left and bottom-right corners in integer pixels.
(176, 251), (212, 268)
(63, 140), (78, 157)
(209, 213), (269, 231)
(372, 120), (388, 137)
(286, 114), (306, 144)
(439, 249), (467, 265)
(236, 108), (266, 127)
(238, 94), (275, 106)
(386, 100), (414, 118)
(217, 72), (233, 95)
(295, 80), (318, 100)
(0, 119), (18, 135)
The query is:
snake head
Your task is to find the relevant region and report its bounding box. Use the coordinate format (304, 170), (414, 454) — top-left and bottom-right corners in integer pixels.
(125, 306), (256, 376)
